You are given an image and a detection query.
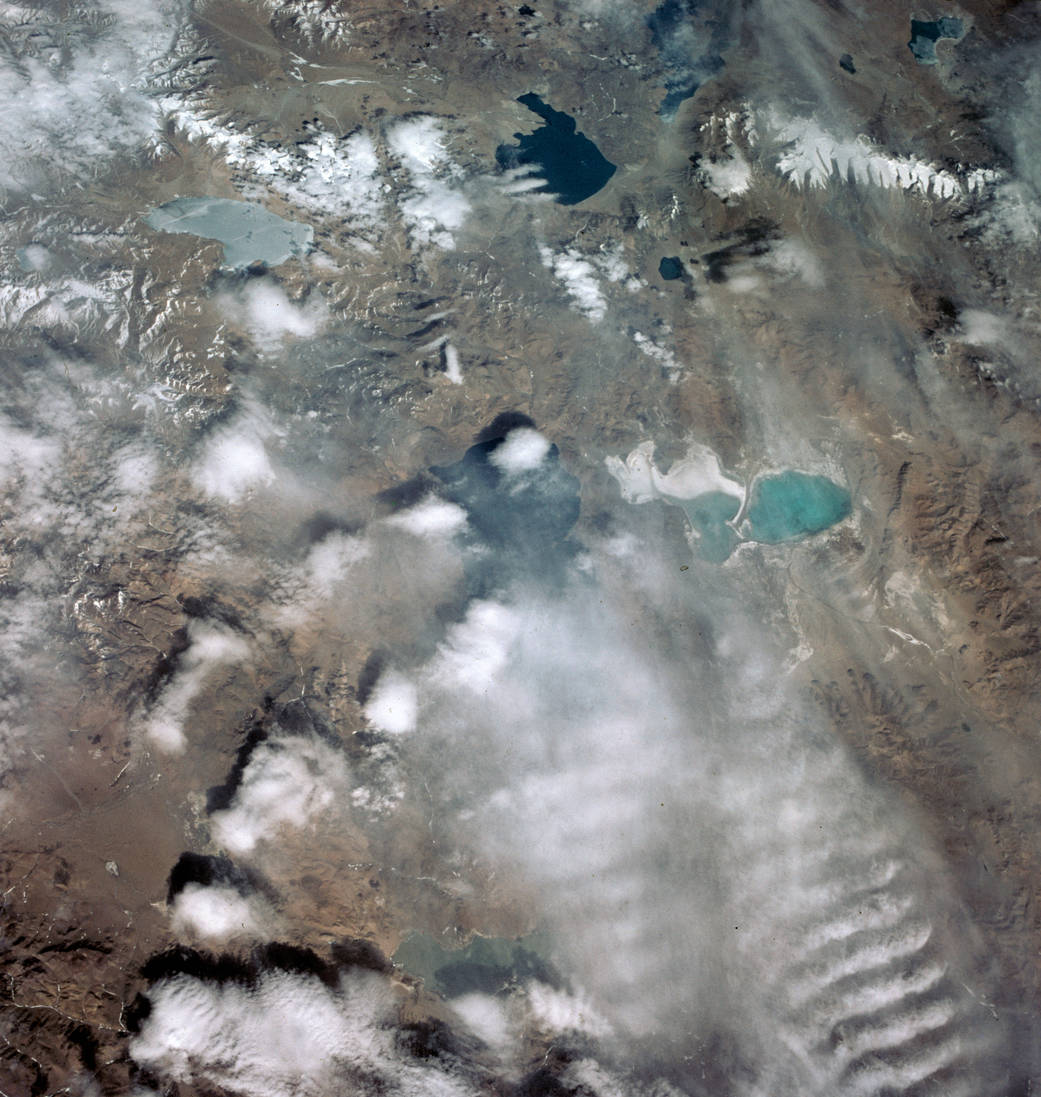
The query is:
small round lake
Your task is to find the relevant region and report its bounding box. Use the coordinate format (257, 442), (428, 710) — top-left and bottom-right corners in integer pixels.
(659, 256), (684, 280)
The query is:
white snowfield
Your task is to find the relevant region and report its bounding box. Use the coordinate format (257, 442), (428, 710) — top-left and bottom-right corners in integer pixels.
(699, 106), (1003, 202)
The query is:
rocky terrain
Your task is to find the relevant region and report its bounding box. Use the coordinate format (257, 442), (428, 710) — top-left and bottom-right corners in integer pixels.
(3, 0), (1041, 1094)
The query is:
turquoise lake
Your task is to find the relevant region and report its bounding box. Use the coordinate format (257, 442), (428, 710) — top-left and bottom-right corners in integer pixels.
(676, 491), (741, 562)
(743, 471), (851, 543)
(145, 197), (313, 269)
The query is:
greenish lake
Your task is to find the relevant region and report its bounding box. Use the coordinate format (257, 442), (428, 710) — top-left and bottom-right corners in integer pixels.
(145, 197), (312, 269)
(676, 491), (741, 562)
(392, 929), (558, 998)
(743, 471), (851, 543)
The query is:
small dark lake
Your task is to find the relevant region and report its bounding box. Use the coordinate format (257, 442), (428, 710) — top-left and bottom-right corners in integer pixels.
(659, 256), (684, 280)
(496, 93), (616, 206)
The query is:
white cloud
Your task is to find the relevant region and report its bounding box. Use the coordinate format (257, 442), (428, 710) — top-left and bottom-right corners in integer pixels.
(364, 670), (418, 736)
(488, 428), (551, 474)
(168, 883), (268, 941)
(539, 245), (607, 322)
(209, 734), (349, 856)
(387, 116), (471, 250)
(193, 410), (277, 503)
(698, 111), (755, 198)
(156, 106), (388, 247)
(526, 983), (612, 1040)
(399, 184), (470, 251)
(450, 993), (514, 1051)
(0, 415), (61, 487)
(767, 239), (823, 286)
(632, 332), (681, 380)
(442, 345), (464, 384)
(112, 445), (159, 500)
(304, 532), (371, 595)
(596, 245), (630, 283)
(131, 968), (478, 1097)
(426, 600), (523, 696)
(959, 308), (1010, 347)
(387, 116), (451, 175)
(259, 128), (387, 240)
(218, 281), (328, 354)
(17, 244), (51, 272)
(144, 621), (250, 754)
(384, 497), (467, 539)
(0, 0), (186, 192)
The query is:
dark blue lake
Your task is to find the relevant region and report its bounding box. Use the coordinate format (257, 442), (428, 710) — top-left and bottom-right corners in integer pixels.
(908, 17), (963, 64)
(659, 256), (684, 280)
(496, 93), (616, 206)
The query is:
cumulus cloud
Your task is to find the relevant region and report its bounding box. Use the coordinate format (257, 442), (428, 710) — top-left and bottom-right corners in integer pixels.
(448, 981), (612, 1064)
(632, 332), (681, 380)
(442, 344), (464, 384)
(209, 734), (350, 856)
(218, 280), (328, 354)
(387, 116), (471, 250)
(168, 883), (270, 942)
(144, 621), (250, 754)
(262, 128), (386, 234)
(193, 408), (278, 503)
(132, 967), (479, 1097)
(488, 427), (551, 475)
(698, 111), (755, 198)
(383, 496), (467, 539)
(525, 982), (612, 1041)
(539, 245), (608, 321)
(363, 669), (418, 736)
(352, 518), (1012, 1092)
(0, 414), (61, 487)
